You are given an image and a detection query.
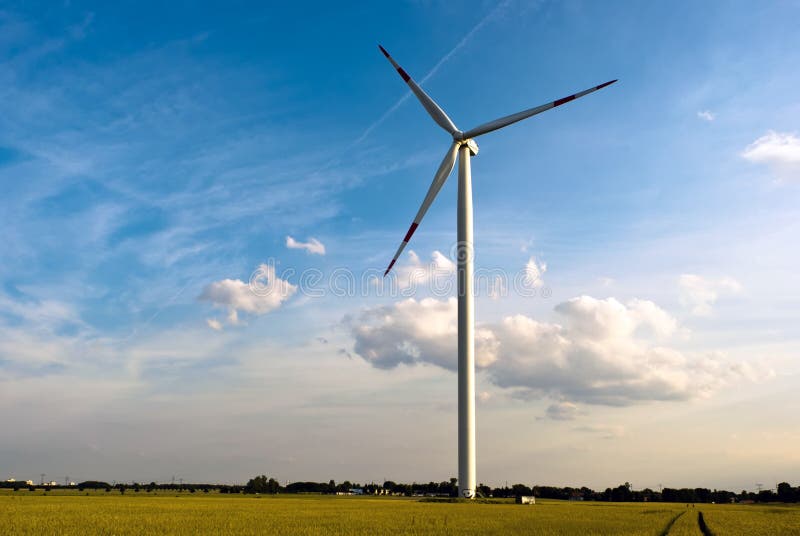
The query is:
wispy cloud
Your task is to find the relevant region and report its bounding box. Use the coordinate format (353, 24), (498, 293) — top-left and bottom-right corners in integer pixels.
(697, 110), (715, 121)
(353, 0), (514, 146)
(286, 236), (326, 255)
(678, 274), (742, 316)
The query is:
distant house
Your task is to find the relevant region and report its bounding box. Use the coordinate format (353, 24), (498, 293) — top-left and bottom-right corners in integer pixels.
(516, 496), (536, 504)
(350, 488), (364, 495)
(5, 478), (15, 483)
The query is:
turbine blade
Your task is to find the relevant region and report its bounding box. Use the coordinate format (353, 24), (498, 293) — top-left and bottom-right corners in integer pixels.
(384, 142), (460, 276)
(461, 79), (617, 139)
(378, 45), (459, 136)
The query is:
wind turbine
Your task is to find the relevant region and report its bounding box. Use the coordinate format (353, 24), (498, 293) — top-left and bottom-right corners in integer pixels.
(378, 45), (616, 499)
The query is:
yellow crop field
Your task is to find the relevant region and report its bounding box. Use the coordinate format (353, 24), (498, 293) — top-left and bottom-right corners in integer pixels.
(1, 491), (798, 535)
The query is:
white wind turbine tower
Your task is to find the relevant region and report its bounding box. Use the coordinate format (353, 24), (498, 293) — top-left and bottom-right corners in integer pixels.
(378, 45), (616, 499)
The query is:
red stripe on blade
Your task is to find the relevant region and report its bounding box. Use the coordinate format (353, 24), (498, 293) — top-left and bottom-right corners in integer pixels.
(397, 67), (411, 82)
(596, 79), (617, 90)
(403, 222), (419, 243)
(554, 94), (577, 107)
(384, 259), (396, 277)
(378, 45), (390, 58)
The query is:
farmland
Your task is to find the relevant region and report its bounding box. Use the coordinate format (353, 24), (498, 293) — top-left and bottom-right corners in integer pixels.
(1, 490), (799, 535)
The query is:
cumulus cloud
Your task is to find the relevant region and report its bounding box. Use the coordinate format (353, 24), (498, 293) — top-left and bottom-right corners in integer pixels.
(348, 297), (497, 370)
(679, 274), (742, 316)
(347, 295), (763, 407)
(742, 131), (800, 180)
(286, 236), (326, 255)
(199, 264), (296, 326)
(206, 318), (223, 331)
(697, 110), (715, 122)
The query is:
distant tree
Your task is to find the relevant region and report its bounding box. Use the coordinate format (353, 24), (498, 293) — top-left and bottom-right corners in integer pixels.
(610, 484), (633, 502)
(777, 482), (794, 503)
(694, 488), (711, 503)
(78, 481), (111, 490)
(757, 489), (776, 503)
(245, 475), (281, 494)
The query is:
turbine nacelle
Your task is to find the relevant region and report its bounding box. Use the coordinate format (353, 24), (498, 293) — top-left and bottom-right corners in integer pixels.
(461, 138), (479, 156)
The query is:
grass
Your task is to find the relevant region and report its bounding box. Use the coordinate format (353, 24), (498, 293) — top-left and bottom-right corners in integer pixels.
(700, 503), (800, 536)
(1, 490), (798, 535)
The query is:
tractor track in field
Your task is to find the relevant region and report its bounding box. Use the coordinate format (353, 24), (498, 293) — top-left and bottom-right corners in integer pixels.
(697, 511), (714, 536)
(659, 510), (685, 536)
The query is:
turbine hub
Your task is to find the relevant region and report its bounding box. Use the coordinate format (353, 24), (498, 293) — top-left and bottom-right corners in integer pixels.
(461, 138), (479, 156)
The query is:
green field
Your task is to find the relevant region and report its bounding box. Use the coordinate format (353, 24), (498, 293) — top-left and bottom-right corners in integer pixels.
(1, 491), (799, 535)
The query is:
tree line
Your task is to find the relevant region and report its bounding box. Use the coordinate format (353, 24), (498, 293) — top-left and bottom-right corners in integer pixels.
(3, 477), (799, 503)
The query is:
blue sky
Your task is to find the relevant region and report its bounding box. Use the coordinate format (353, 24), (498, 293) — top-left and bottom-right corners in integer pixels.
(1, 0), (799, 488)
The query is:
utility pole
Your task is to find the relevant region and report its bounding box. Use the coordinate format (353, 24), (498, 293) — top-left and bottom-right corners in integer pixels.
(40, 473), (45, 486)
(756, 483), (763, 493)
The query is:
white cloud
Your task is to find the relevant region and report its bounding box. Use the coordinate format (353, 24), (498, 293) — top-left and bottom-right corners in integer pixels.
(206, 318), (223, 331)
(388, 250), (456, 291)
(524, 256), (547, 289)
(286, 236), (326, 255)
(697, 110), (715, 121)
(199, 264), (296, 325)
(742, 131), (800, 180)
(679, 274), (742, 316)
(0, 294), (84, 331)
(348, 297), (497, 370)
(347, 295), (764, 407)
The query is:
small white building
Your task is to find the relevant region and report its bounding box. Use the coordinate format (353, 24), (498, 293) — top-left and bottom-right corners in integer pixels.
(516, 496), (536, 505)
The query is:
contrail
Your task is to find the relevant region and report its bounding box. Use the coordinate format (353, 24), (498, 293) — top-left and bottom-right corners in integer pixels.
(352, 0), (512, 147)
